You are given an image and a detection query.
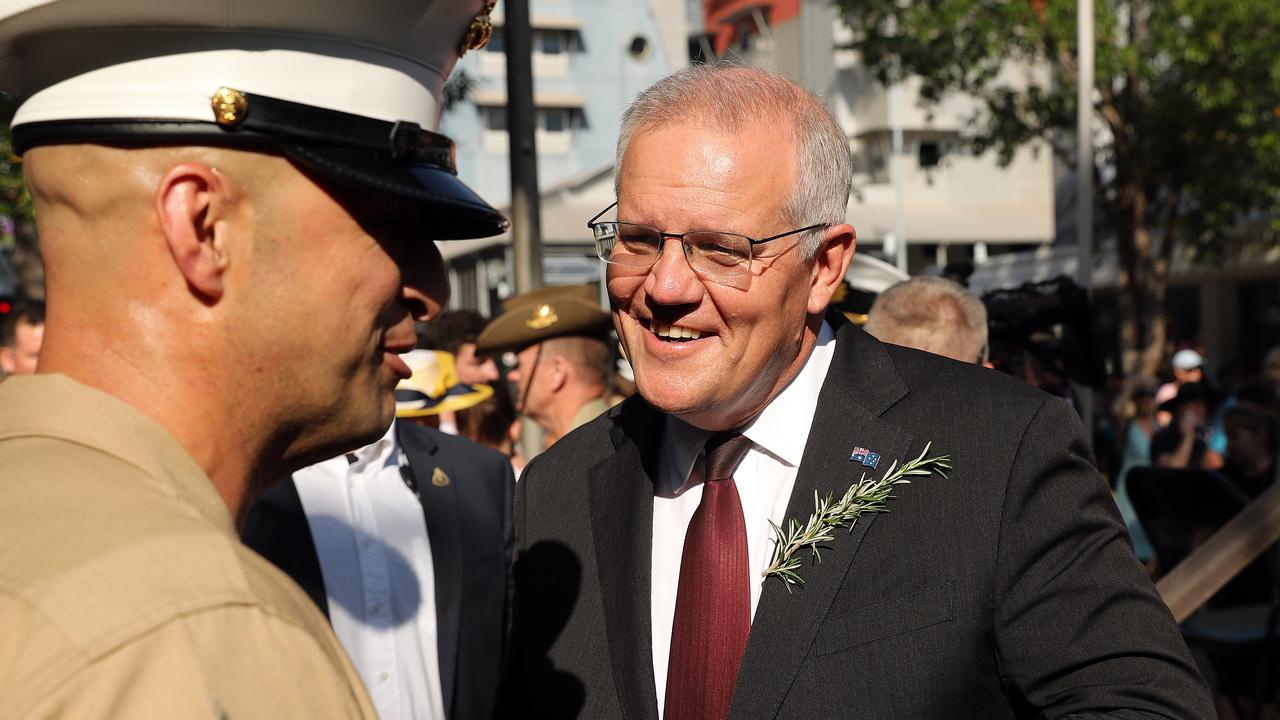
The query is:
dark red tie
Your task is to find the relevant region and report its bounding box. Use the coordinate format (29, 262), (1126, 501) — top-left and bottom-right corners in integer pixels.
(664, 433), (754, 720)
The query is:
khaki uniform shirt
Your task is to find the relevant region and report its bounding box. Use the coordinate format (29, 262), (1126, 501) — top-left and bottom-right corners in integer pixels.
(0, 374), (377, 718)
(568, 397), (611, 435)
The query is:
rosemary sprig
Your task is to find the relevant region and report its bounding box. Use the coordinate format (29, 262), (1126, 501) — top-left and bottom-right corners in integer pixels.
(763, 442), (951, 592)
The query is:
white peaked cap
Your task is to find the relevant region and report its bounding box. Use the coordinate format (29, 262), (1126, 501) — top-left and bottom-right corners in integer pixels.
(0, 0), (508, 240)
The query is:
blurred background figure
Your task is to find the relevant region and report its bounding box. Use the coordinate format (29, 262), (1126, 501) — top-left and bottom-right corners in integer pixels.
(454, 383), (525, 478)
(864, 276), (989, 364)
(0, 299), (44, 378)
(1157, 349), (1205, 426)
(419, 310), (500, 385)
(476, 284), (613, 449)
(1152, 382), (1222, 470)
(418, 310), (503, 438)
(1111, 376), (1161, 566)
(244, 348), (514, 720)
(1220, 393), (1279, 500)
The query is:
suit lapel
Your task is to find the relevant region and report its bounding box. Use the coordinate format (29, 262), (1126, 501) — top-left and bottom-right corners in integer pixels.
(399, 422), (463, 717)
(588, 399), (663, 720)
(730, 316), (914, 720)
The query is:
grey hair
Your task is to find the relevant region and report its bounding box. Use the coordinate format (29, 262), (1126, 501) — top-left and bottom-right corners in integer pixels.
(615, 63), (852, 260)
(864, 277), (990, 364)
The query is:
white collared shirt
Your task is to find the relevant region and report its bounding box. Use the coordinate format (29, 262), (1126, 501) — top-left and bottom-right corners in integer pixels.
(651, 321), (837, 716)
(294, 420), (447, 720)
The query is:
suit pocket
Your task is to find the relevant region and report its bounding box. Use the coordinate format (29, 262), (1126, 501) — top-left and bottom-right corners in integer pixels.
(815, 581), (953, 656)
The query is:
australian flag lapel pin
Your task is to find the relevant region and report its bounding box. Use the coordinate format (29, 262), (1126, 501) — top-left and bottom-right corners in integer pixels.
(850, 446), (881, 469)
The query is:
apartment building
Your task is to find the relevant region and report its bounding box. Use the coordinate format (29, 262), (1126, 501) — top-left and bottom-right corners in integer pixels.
(438, 0), (687, 314)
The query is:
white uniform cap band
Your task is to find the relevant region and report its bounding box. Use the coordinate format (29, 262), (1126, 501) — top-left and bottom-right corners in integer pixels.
(13, 30), (440, 130)
(0, 0), (508, 239)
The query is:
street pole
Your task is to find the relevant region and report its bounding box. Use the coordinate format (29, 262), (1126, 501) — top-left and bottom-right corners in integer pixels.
(889, 85), (909, 274)
(504, 0), (545, 458)
(1076, 0), (1095, 440)
(505, 0), (543, 294)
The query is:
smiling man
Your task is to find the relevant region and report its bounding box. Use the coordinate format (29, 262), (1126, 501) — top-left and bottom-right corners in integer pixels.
(0, 1), (505, 717)
(502, 65), (1213, 719)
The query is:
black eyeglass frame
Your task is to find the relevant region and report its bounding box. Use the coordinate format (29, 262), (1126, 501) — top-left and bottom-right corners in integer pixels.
(585, 201), (827, 269)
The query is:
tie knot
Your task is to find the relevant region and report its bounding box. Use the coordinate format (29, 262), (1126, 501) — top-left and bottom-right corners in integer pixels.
(704, 433), (752, 482)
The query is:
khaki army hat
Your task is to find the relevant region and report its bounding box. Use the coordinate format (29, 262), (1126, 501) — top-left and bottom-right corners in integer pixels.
(0, 0), (508, 240)
(475, 284), (613, 356)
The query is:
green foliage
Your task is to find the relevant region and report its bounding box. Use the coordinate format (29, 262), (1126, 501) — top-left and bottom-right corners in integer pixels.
(442, 69), (482, 112)
(763, 444), (951, 592)
(0, 92), (33, 243)
(840, 0), (1280, 255)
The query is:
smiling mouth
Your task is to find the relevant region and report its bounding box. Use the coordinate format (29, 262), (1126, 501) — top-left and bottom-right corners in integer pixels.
(645, 319), (704, 342)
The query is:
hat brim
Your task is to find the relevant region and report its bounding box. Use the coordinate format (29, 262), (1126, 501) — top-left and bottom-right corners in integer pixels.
(475, 298), (614, 355)
(283, 144), (508, 240)
(396, 382), (494, 418)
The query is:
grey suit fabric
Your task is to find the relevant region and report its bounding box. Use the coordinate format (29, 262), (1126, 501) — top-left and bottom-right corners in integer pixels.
(243, 422), (515, 720)
(500, 314), (1214, 719)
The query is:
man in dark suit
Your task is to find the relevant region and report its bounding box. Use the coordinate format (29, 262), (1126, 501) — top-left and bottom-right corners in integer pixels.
(245, 351), (514, 720)
(501, 65), (1214, 718)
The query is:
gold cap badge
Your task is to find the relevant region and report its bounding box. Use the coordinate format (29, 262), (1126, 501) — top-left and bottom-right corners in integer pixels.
(211, 87), (248, 126)
(525, 303), (559, 330)
(461, 0), (499, 55)
(431, 467), (451, 487)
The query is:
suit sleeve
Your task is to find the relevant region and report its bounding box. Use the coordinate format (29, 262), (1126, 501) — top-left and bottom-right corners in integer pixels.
(992, 397), (1215, 718)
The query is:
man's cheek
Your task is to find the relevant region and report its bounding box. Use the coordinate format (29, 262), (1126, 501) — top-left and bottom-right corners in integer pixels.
(606, 274), (645, 304)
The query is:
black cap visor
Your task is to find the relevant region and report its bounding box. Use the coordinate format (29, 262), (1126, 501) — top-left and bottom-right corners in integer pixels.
(282, 143), (507, 240)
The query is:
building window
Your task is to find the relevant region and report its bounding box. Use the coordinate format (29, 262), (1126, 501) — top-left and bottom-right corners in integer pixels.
(535, 107), (582, 153)
(531, 29), (578, 77)
(538, 30), (566, 55)
(860, 134), (890, 185)
(481, 106), (508, 132)
(540, 108), (569, 133)
(479, 105), (509, 153)
(919, 141), (943, 169)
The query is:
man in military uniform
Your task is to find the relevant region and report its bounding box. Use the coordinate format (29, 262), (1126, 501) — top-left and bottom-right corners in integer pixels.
(0, 1), (505, 716)
(477, 284), (614, 447)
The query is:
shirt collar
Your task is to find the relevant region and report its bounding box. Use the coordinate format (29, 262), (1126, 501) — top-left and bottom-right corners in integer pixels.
(346, 419), (399, 472)
(659, 320), (837, 494)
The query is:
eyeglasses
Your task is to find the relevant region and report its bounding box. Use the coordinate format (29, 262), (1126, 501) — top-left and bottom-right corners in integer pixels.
(586, 201), (826, 289)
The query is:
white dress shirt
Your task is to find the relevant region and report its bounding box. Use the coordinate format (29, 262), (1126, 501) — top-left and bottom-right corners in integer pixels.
(651, 321), (837, 716)
(294, 420), (447, 720)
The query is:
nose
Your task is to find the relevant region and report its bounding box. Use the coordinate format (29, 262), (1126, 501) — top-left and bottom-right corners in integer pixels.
(644, 237), (703, 306)
(400, 240), (450, 323)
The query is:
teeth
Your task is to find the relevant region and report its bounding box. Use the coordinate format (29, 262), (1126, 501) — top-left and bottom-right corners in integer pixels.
(653, 322), (702, 340)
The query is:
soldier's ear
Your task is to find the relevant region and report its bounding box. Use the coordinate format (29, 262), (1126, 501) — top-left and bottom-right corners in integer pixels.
(154, 162), (234, 302)
(549, 354), (569, 392)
